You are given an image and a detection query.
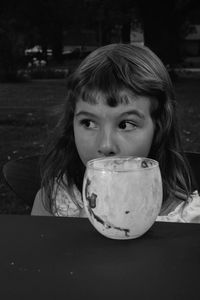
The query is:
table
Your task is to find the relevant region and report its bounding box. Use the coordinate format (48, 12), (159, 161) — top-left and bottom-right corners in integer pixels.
(0, 215), (199, 300)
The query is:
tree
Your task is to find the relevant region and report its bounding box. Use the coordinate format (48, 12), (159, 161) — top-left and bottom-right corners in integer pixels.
(28, 0), (89, 62)
(138, 0), (200, 65)
(0, 0), (84, 78)
(85, 0), (136, 45)
(0, 0), (32, 80)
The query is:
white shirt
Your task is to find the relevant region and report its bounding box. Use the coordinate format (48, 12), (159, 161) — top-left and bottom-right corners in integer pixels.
(32, 181), (200, 223)
(157, 191), (200, 223)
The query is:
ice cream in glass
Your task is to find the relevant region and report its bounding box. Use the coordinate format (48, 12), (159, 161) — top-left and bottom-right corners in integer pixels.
(82, 156), (163, 240)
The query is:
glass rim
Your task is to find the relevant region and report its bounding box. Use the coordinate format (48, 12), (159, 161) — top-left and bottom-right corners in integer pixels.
(86, 156), (159, 172)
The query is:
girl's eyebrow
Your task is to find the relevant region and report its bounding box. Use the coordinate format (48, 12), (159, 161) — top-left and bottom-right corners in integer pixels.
(120, 110), (145, 120)
(75, 110), (145, 120)
(74, 111), (97, 118)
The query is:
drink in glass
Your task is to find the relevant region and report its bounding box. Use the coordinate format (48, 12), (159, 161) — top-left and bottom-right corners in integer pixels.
(82, 156), (162, 240)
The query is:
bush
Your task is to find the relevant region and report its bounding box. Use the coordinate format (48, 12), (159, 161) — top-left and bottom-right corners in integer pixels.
(27, 67), (69, 79)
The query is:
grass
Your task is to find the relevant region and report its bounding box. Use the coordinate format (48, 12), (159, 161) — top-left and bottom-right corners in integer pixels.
(0, 77), (200, 214)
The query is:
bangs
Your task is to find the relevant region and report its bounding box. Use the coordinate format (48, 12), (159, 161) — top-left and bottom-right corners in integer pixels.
(77, 60), (133, 107)
(79, 85), (133, 107)
(74, 51), (142, 107)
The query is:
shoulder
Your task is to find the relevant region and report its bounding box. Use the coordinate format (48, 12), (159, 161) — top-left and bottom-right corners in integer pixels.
(159, 197), (183, 216)
(52, 177), (86, 217)
(31, 177), (85, 217)
(180, 191), (200, 223)
(31, 189), (52, 216)
(157, 191), (200, 223)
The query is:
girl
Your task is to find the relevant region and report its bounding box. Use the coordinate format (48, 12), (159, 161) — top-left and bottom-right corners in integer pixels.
(31, 43), (200, 222)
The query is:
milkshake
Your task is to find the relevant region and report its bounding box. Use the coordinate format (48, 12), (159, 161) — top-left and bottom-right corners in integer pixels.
(82, 157), (163, 240)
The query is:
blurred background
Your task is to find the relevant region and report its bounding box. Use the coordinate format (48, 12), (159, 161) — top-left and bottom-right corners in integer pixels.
(1, 0), (200, 214)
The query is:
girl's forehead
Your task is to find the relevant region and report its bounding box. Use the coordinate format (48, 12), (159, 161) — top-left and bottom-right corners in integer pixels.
(75, 92), (154, 118)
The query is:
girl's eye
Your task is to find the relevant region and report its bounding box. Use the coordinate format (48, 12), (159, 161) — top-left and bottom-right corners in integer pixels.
(119, 121), (137, 130)
(80, 119), (97, 129)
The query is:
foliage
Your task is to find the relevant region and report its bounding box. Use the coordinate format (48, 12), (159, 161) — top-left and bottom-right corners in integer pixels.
(1, 0), (200, 81)
(0, 1), (34, 81)
(28, 67), (69, 79)
(138, 0), (200, 65)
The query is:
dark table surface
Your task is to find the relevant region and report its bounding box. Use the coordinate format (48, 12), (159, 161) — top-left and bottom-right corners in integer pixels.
(0, 215), (199, 300)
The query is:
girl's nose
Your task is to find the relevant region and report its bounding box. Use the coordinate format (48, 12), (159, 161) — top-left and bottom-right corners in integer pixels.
(97, 129), (118, 156)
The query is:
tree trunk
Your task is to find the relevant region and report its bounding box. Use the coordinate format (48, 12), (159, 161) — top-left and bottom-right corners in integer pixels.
(139, 0), (181, 65)
(121, 20), (131, 43)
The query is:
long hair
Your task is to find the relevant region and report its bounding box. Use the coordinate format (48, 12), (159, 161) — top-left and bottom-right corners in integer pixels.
(40, 43), (192, 212)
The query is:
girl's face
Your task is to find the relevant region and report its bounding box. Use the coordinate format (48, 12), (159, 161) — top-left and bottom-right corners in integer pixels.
(73, 90), (155, 166)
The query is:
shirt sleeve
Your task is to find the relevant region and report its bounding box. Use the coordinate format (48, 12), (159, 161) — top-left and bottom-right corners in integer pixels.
(31, 189), (53, 216)
(156, 191), (200, 223)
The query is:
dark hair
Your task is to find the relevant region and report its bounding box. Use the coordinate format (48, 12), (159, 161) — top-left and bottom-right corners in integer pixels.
(40, 43), (192, 212)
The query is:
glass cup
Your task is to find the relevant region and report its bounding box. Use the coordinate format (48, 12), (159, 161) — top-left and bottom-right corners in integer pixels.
(82, 156), (163, 240)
